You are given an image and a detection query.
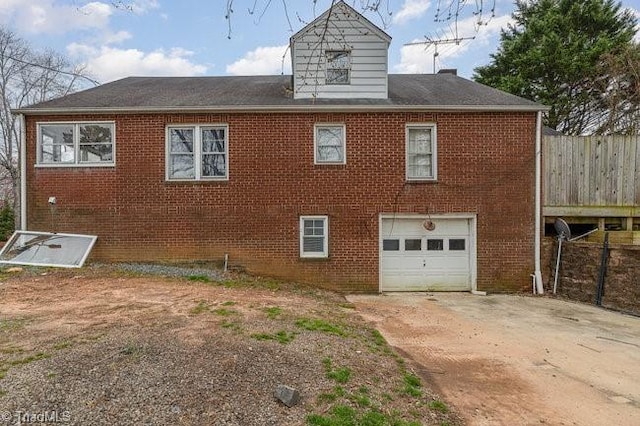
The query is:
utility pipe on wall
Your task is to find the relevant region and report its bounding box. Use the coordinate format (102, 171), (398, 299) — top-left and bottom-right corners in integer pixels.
(19, 114), (27, 231)
(534, 111), (544, 294)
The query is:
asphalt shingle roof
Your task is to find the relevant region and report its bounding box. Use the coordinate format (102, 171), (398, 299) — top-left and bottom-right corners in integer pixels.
(16, 74), (544, 113)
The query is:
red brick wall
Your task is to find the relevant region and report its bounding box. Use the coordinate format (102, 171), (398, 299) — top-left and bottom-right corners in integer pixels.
(25, 111), (536, 292)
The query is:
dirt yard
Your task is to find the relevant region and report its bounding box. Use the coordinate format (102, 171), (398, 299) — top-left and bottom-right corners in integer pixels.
(348, 293), (640, 426)
(0, 266), (461, 426)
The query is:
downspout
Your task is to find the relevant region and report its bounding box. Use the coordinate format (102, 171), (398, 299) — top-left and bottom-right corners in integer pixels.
(19, 114), (27, 231)
(534, 111), (544, 294)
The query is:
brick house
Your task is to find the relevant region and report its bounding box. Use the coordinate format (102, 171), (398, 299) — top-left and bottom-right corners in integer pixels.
(15, 1), (546, 293)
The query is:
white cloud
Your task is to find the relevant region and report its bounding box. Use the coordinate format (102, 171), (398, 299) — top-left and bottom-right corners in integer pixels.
(226, 45), (291, 75)
(103, 30), (133, 44)
(392, 0), (431, 25)
(0, 0), (113, 34)
(132, 0), (159, 14)
(394, 14), (512, 73)
(67, 44), (207, 82)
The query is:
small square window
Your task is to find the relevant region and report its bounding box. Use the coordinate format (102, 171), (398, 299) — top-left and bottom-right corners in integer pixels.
(383, 239), (400, 251)
(427, 239), (444, 251)
(315, 124), (345, 164)
(449, 239), (466, 251)
(405, 239), (422, 251)
(326, 51), (350, 85)
(300, 216), (328, 258)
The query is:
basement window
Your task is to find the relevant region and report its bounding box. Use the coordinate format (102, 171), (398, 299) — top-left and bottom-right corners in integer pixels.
(0, 231), (97, 268)
(300, 216), (328, 258)
(38, 122), (115, 166)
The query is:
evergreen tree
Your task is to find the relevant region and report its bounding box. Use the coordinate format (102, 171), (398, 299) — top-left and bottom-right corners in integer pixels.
(474, 0), (637, 135)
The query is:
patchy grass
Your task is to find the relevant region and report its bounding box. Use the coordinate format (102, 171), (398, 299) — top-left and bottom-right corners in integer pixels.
(187, 274), (211, 283)
(0, 318), (29, 332)
(9, 352), (50, 366)
(264, 306), (283, 319)
(322, 358), (351, 384)
(251, 330), (296, 344)
(428, 400), (449, 413)
(53, 340), (73, 350)
(0, 346), (25, 355)
(212, 308), (237, 317)
(221, 301), (236, 306)
(402, 372), (423, 398)
(296, 318), (346, 336)
(190, 301), (211, 315)
(120, 342), (146, 358)
(307, 405), (422, 426)
(220, 320), (242, 332)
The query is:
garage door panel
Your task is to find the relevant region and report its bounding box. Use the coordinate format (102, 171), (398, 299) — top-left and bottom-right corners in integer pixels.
(380, 218), (473, 292)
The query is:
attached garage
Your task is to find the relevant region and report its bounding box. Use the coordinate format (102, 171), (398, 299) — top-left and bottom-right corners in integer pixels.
(379, 214), (476, 292)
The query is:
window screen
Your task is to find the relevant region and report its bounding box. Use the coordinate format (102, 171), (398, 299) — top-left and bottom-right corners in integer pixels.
(0, 231), (97, 268)
(300, 216), (328, 258)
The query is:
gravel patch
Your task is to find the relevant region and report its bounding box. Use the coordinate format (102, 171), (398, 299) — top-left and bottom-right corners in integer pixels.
(112, 262), (225, 281)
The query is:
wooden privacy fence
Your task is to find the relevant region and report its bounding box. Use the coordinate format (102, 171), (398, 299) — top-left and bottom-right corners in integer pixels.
(544, 135), (640, 214)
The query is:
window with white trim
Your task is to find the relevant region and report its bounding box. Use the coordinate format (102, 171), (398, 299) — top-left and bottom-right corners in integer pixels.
(300, 216), (328, 258)
(326, 51), (350, 85)
(406, 125), (437, 180)
(315, 124), (346, 164)
(38, 122), (115, 166)
(167, 125), (228, 181)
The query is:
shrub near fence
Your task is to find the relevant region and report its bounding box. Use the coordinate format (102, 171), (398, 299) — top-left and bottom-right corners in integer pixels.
(543, 238), (640, 316)
(0, 202), (14, 241)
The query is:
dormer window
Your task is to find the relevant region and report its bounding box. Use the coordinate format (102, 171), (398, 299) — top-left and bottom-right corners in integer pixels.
(326, 51), (350, 85)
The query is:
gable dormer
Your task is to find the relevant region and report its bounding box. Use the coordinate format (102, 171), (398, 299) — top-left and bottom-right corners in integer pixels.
(290, 1), (391, 99)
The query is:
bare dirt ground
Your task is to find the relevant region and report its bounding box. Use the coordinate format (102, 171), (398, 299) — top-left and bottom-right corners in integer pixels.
(347, 293), (640, 426)
(0, 266), (461, 426)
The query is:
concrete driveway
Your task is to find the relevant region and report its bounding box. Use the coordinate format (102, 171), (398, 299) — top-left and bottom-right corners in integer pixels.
(347, 293), (640, 426)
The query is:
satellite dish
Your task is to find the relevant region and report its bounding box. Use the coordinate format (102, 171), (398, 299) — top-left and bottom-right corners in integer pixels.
(552, 218), (572, 295)
(554, 218), (571, 241)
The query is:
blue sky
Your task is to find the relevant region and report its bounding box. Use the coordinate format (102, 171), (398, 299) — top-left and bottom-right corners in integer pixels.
(1, 0), (639, 86)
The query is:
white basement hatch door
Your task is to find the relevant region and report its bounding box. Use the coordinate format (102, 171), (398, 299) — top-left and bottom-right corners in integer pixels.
(0, 231), (97, 268)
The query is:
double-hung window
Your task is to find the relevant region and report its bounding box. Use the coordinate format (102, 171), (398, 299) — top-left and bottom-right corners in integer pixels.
(167, 125), (228, 181)
(300, 216), (329, 258)
(315, 124), (346, 164)
(326, 51), (350, 85)
(38, 122), (115, 166)
(406, 124), (437, 180)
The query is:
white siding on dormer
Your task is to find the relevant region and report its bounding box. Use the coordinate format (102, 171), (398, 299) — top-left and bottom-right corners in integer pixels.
(291, 3), (390, 99)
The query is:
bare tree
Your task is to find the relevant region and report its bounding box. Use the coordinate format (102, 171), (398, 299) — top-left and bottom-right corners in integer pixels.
(0, 27), (93, 227)
(593, 43), (640, 135)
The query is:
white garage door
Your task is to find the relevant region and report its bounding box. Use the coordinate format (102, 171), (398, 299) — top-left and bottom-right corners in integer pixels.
(380, 216), (474, 292)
